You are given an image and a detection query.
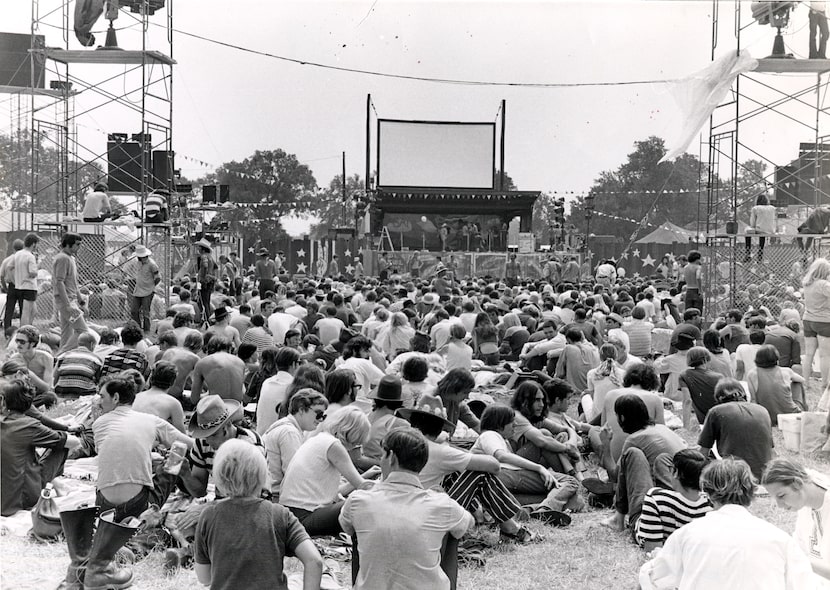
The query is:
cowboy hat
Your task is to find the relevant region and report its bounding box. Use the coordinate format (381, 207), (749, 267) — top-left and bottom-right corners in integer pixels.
(396, 393), (455, 432)
(195, 238), (213, 252)
(134, 245), (151, 258)
(214, 306), (228, 322)
(189, 395), (243, 438)
(257, 248), (270, 256)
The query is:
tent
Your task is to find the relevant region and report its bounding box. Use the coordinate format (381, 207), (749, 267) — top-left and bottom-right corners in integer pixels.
(635, 222), (696, 244)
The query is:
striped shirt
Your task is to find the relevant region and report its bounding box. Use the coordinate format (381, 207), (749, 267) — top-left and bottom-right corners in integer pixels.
(241, 326), (274, 354)
(101, 348), (149, 379)
(189, 427), (264, 497)
(635, 487), (713, 547)
(54, 348), (104, 397)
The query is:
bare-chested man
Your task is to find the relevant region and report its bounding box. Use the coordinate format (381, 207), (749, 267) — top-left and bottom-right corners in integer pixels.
(190, 335), (246, 404)
(160, 332), (202, 398)
(171, 311), (201, 347)
(133, 361), (186, 432)
(204, 307), (240, 350)
(11, 325), (54, 394)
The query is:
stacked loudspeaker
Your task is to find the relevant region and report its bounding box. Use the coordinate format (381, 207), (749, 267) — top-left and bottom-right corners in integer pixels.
(106, 133), (174, 192)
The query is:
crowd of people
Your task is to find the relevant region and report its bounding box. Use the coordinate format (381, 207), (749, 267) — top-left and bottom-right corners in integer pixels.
(1, 233), (829, 589)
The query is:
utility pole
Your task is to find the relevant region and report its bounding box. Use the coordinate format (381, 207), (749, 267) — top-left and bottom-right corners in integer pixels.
(341, 151), (347, 226)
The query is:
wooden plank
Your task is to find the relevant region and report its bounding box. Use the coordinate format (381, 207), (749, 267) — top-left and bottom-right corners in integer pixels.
(33, 49), (175, 66)
(754, 58), (830, 74)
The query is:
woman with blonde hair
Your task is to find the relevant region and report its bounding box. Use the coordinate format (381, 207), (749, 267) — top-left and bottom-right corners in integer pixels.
(280, 405), (377, 536)
(762, 458), (830, 586)
(802, 257), (830, 387)
(194, 439), (324, 589)
(377, 311), (415, 361)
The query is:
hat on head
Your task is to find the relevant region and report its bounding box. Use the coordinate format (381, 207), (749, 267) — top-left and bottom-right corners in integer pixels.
(258, 248), (269, 256)
(435, 264), (448, 275)
(189, 395), (243, 438)
(368, 375), (403, 401)
(214, 306), (228, 322)
(396, 393), (455, 432)
(422, 293), (439, 306)
(195, 238), (213, 252)
(134, 245), (151, 258)
(675, 323), (700, 341)
(607, 313), (624, 326)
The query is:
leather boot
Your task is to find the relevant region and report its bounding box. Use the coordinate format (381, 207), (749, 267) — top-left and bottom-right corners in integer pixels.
(58, 506), (99, 590)
(83, 510), (139, 590)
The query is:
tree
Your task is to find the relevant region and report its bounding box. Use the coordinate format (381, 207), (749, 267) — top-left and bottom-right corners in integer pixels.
(0, 129), (105, 215)
(308, 173), (364, 238)
(202, 149), (318, 251)
(567, 136), (706, 242)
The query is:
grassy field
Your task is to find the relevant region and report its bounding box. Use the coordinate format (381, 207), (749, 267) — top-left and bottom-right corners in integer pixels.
(1, 383), (827, 590)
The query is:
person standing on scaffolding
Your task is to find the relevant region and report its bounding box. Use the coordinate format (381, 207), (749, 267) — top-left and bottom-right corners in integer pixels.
(809, 0), (829, 59)
(745, 193), (776, 262)
(195, 239), (217, 326)
(131, 245), (160, 335)
(81, 183), (112, 222)
(797, 206), (830, 261)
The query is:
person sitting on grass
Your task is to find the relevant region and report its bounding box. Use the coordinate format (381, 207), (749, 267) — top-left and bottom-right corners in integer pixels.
(747, 344), (806, 425)
(541, 378), (590, 481)
(640, 458), (815, 589)
(340, 428), (474, 590)
(600, 394), (686, 534)
(0, 377), (80, 516)
(262, 389), (328, 501)
(762, 458), (830, 585)
(400, 395), (535, 545)
(634, 449), (713, 552)
(195, 439), (324, 590)
(280, 405), (379, 537)
(678, 347), (722, 426)
(132, 361), (186, 432)
(473, 403), (582, 525)
(698, 378), (772, 481)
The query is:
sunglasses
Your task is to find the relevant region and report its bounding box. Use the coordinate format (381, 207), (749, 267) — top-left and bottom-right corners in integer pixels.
(314, 410), (327, 421)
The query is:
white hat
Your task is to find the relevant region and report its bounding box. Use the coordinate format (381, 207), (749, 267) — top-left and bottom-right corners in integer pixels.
(134, 245), (151, 258)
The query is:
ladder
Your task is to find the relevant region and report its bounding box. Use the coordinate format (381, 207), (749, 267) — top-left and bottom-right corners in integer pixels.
(378, 226), (395, 252)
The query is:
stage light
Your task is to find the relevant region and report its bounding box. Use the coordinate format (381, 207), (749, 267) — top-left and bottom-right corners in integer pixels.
(751, 1), (796, 58)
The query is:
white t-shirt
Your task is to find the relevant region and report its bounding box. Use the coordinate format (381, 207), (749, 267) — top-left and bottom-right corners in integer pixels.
(340, 357), (385, 399)
(267, 312), (299, 346)
(419, 440), (473, 490)
(81, 190), (110, 218)
(256, 371), (293, 435)
(470, 430), (521, 470)
(316, 317), (345, 346)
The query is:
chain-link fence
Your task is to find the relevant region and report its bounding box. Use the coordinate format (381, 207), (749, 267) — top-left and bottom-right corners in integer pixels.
(33, 223), (173, 324)
(703, 233), (825, 320)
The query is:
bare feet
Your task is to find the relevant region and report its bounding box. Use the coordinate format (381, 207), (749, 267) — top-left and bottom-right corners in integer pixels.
(600, 512), (625, 531)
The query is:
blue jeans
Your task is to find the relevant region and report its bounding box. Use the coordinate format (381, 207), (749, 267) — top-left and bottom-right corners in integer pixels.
(131, 293), (154, 333)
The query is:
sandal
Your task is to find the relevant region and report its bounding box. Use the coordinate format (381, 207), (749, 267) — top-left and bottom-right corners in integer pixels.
(499, 525), (536, 544)
(530, 508), (572, 527)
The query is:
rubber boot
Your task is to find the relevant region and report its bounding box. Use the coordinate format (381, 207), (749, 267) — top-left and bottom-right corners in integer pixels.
(58, 506), (99, 590)
(83, 510), (139, 590)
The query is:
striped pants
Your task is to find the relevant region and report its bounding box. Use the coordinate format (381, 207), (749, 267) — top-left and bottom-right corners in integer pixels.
(444, 470), (523, 523)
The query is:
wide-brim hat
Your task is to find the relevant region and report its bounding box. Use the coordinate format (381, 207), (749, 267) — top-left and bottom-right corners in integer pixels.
(434, 264), (448, 275)
(134, 245), (151, 258)
(396, 393), (455, 432)
(422, 293), (439, 305)
(607, 312), (625, 326)
(214, 306), (228, 322)
(258, 248), (270, 256)
(195, 238), (213, 252)
(368, 375), (403, 401)
(189, 395), (243, 438)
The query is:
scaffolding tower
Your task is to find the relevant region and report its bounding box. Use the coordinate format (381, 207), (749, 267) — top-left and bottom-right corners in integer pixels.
(28, 0), (175, 223)
(22, 0), (177, 307)
(703, 0), (830, 317)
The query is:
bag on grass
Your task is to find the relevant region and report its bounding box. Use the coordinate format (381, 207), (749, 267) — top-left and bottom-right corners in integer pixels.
(800, 411), (830, 455)
(30, 484), (62, 542)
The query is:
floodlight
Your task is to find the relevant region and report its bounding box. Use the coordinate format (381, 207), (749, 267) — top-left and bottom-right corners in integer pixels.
(751, 1), (797, 58)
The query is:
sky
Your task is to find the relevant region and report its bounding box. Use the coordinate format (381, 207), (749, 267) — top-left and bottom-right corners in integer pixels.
(2, 1), (827, 235)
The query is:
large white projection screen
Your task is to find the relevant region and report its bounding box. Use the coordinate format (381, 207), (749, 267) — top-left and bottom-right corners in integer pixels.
(377, 120), (495, 189)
